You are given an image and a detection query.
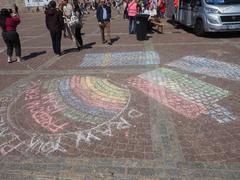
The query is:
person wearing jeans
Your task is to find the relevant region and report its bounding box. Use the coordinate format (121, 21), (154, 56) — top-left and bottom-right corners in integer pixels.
(127, 0), (138, 34)
(96, 0), (112, 45)
(45, 1), (64, 56)
(0, 8), (21, 63)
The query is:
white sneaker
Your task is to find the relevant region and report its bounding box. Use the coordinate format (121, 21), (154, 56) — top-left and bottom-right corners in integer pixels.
(17, 57), (21, 62)
(7, 56), (12, 63)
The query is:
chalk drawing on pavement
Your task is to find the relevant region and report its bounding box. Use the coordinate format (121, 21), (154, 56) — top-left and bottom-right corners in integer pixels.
(0, 76), (146, 156)
(167, 56), (240, 81)
(128, 68), (236, 123)
(80, 51), (160, 67)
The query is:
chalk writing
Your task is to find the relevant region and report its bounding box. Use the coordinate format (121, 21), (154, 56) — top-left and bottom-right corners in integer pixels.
(25, 88), (68, 133)
(26, 135), (66, 155)
(0, 75), (144, 156)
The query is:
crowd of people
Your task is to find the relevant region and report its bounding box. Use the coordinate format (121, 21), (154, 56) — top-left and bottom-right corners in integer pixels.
(0, 0), (175, 64)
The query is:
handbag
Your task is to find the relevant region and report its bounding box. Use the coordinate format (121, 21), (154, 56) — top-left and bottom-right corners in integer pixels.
(67, 12), (79, 27)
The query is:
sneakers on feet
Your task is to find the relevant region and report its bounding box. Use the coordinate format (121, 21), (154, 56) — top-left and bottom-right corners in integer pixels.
(17, 57), (21, 62)
(7, 56), (12, 63)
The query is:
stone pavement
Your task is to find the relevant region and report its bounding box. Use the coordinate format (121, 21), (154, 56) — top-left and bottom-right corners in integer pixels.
(0, 10), (240, 180)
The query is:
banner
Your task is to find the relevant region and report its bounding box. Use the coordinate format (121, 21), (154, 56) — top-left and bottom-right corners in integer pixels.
(24, 0), (50, 7)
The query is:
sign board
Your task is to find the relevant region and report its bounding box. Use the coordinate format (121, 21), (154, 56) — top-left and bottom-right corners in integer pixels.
(24, 0), (50, 7)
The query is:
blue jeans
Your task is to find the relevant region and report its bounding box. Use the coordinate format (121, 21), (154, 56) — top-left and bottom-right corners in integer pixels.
(128, 16), (136, 34)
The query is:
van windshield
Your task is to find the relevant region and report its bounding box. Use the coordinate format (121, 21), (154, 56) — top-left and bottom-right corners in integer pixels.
(205, 0), (240, 5)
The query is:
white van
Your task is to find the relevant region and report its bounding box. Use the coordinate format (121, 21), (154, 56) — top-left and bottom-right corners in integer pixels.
(167, 0), (240, 36)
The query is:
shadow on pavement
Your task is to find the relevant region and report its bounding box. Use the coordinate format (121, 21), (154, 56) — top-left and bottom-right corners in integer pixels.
(63, 42), (96, 55)
(111, 36), (120, 44)
(22, 51), (47, 61)
(82, 42), (96, 49)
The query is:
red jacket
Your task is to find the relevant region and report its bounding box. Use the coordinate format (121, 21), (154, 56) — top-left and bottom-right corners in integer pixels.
(159, 1), (166, 13)
(174, 0), (179, 8)
(5, 16), (20, 31)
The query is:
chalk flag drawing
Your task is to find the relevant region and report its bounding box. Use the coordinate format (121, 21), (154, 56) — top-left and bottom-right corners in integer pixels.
(0, 76), (145, 156)
(128, 68), (236, 123)
(80, 51), (160, 67)
(167, 56), (240, 81)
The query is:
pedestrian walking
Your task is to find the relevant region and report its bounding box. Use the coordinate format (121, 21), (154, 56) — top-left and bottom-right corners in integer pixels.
(73, 1), (83, 50)
(96, 0), (112, 45)
(0, 8), (21, 63)
(123, 0), (128, 19)
(127, 0), (138, 34)
(159, 0), (166, 18)
(115, 0), (121, 15)
(62, 0), (74, 39)
(45, 0), (64, 56)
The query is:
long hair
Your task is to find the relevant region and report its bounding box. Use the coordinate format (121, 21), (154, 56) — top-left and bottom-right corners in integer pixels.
(0, 9), (11, 30)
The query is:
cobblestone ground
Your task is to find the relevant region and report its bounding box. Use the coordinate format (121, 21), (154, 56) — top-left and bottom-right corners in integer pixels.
(0, 9), (240, 180)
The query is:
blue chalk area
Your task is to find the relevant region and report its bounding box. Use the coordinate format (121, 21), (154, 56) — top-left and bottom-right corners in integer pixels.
(170, 57), (240, 80)
(81, 53), (105, 67)
(58, 79), (118, 118)
(80, 51), (160, 67)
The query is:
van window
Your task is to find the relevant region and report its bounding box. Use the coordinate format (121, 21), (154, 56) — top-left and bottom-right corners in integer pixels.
(205, 0), (240, 5)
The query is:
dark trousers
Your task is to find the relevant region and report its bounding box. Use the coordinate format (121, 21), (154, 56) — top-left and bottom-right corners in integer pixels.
(2, 31), (21, 57)
(75, 27), (83, 47)
(128, 16), (136, 34)
(50, 31), (62, 55)
(123, 8), (128, 19)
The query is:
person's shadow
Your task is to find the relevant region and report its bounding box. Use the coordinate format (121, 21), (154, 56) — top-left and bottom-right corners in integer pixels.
(63, 42), (96, 55)
(22, 51), (47, 61)
(111, 36), (120, 44)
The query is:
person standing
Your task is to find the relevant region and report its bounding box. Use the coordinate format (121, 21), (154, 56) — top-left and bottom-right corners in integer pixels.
(159, 0), (166, 18)
(123, 0), (128, 19)
(45, 1), (64, 56)
(127, 0), (138, 34)
(73, 1), (83, 50)
(96, 0), (112, 45)
(62, 0), (74, 39)
(0, 8), (21, 63)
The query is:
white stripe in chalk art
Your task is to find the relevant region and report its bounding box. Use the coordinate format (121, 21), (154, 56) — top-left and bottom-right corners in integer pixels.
(167, 56), (240, 81)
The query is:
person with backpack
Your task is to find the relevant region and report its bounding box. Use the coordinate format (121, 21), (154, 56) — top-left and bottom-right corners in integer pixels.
(45, 0), (64, 56)
(0, 8), (21, 63)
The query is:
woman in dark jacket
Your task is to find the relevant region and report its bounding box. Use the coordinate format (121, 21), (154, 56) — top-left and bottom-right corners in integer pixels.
(45, 1), (64, 56)
(0, 8), (21, 63)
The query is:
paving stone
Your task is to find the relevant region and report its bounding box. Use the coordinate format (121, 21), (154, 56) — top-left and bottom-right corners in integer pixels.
(72, 166), (93, 174)
(0, 8), (240, 180)
(139, 168), (155, 176)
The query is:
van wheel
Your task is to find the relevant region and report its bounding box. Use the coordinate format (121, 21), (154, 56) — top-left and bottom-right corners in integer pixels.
(194, 19), (205, 36)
